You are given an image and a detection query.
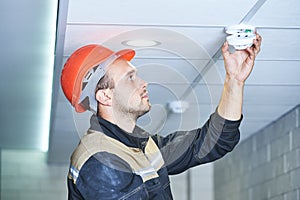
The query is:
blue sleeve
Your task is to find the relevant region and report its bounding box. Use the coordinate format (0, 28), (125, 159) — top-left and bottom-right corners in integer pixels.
(73, 152), (139, 200)
(153, 111), (241, 175)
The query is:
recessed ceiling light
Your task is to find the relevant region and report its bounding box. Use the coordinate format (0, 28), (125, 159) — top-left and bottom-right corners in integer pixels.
(122, 39), (161, 47)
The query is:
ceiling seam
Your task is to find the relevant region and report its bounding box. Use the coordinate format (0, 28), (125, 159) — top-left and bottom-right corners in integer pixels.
(239, 0), (268, 23)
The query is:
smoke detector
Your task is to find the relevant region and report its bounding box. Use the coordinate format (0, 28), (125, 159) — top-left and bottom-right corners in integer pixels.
(225, 24), (256, 50)
(167, 101), (189, 114)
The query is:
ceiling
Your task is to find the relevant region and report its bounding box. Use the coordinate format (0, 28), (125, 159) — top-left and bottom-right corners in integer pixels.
(1, 0), (299, 164)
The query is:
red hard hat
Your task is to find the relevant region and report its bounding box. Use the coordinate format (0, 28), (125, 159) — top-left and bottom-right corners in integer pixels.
(60, 44), (135, 112)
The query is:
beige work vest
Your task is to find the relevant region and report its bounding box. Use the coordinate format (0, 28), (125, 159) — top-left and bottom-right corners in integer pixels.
(68, 129), (165, 184)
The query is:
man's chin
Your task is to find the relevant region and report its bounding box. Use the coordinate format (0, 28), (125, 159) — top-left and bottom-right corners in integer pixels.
(137, 105), (151, 118)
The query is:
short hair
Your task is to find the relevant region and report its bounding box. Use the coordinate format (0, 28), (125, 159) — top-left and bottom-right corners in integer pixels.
(95, 71), (115, 92)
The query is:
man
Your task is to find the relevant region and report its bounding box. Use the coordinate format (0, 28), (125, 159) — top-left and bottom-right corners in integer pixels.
(61, 33), (262, 199)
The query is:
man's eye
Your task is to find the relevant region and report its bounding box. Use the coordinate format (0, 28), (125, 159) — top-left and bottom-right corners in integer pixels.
(129, 75), (135, 81)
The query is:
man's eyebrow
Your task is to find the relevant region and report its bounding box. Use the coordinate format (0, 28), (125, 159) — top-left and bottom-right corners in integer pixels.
(125, 69), (137, 77)
(119, 69), (137, 80)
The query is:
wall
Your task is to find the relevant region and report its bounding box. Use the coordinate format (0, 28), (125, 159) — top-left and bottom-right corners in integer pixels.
(1, 150), (68, 200)
(214, 105), (300, 200)
(171, 163), (213, 200)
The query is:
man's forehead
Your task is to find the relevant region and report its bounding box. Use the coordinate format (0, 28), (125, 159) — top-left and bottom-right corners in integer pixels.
(106, 58), (137, 79)
(109, 58), (136, 72)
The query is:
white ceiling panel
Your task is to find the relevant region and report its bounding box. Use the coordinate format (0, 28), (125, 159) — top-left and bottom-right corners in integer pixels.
(254, 29), (300, 60)
(67, 0), (257, 25)
(134, 58), (210, 83)
(64, 26), (224, 58)
(63, 25), (134, 55)
(250, 0), (300, 27)
(147, 83), (195, 104)
(247, 61), (300, 85)
(243, 104), (295, 120)
(185, 84), (225, 105)
(243, 85), (300, 105)
(216, 60), (300, 85)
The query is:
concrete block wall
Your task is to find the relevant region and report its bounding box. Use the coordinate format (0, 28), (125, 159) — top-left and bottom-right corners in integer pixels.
(214, 104), (300, 200)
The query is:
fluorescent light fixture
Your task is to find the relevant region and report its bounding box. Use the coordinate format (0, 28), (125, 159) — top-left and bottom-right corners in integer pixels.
(40, 0), (58, 152)
(122, 39), (161, 47)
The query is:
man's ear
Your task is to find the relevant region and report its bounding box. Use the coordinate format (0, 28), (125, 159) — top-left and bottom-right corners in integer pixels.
(95, 89), (112, 106)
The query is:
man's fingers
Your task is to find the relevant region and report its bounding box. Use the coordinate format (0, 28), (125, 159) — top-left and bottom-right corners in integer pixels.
(222, 41), (230, 58)
(253, 33), (262, 56)
(246, 46), (255, 61)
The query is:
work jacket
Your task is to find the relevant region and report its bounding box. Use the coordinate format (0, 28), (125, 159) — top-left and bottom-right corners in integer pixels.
(67, 111), (241, 199)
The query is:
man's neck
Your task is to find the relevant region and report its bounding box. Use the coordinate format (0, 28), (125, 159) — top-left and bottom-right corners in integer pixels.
(98, 112), (137, 133)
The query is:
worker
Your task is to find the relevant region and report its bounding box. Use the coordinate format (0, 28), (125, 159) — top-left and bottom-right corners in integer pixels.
(61, 33), (262, 199)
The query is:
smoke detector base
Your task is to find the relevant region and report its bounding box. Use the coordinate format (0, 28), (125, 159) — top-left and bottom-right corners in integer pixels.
(225, 24), (256, 50)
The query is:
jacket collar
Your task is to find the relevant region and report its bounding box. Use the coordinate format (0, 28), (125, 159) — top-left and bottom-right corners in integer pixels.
(89, 114), (150, 151)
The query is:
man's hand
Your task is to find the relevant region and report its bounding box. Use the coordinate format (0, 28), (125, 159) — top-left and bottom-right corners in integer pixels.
(221, 33), (262, 83)
(217, 33), (262, 120)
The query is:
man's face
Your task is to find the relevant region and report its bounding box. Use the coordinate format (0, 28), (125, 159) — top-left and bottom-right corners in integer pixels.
(108, 58), (151, 119)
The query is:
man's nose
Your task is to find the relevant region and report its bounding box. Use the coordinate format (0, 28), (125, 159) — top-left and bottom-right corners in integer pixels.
(139, 77), (148, 89)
